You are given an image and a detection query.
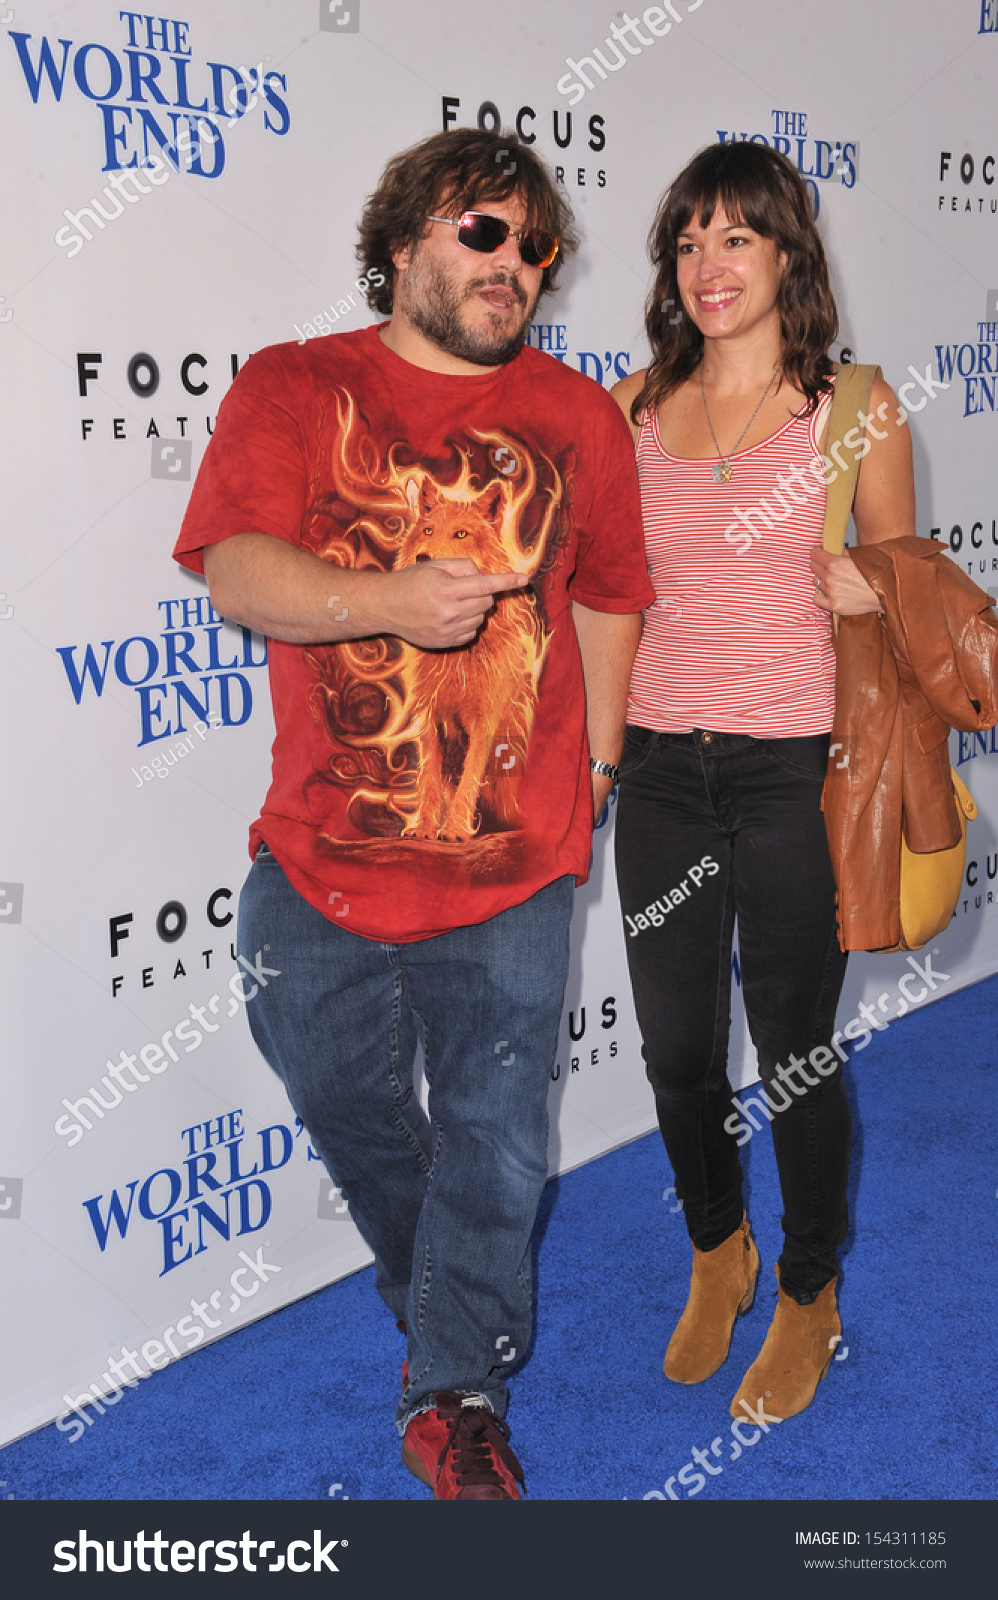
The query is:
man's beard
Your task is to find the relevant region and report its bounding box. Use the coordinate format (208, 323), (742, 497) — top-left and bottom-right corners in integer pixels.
(396, 250), (536, 367)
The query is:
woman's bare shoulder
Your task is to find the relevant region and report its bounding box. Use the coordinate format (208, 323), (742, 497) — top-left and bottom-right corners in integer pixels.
(609, 367), (648, 440)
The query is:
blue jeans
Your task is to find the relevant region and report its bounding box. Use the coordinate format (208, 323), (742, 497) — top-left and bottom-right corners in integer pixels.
(238, 850), (574, 1429)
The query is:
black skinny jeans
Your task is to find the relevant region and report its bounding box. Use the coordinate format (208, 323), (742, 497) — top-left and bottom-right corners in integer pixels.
(614, 727), (851, 1303)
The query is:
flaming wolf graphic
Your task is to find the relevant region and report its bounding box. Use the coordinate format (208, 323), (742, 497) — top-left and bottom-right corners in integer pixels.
(301, 392), (569, 843)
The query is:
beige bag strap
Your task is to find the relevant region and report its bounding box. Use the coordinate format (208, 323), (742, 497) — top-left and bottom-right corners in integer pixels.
(820, 363), (882, 555)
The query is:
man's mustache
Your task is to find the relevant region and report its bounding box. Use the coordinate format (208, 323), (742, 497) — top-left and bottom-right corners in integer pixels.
(464, 274), (529, 309)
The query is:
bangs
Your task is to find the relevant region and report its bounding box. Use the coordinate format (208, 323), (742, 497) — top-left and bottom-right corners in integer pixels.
(674, 181), (779, 245)
(682, 187), (745, 232)
(665, 143), (812, 255)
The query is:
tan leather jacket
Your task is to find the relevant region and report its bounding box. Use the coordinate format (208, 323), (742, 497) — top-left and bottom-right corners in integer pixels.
(822, 536), (998, 951)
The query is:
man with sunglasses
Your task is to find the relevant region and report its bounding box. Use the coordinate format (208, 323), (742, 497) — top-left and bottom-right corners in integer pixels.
(174, 128), (652, 1500)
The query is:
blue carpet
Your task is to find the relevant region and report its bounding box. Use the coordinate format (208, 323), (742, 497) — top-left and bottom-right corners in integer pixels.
(4, 973), (995, 1502)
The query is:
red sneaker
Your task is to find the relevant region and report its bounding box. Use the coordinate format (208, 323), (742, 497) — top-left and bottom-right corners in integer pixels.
(401, 1393), (525, 1500)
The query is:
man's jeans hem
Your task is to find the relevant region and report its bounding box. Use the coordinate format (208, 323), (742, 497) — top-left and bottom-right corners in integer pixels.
(396, 1388), (498, 1437)
(238, 862), (574, 1438)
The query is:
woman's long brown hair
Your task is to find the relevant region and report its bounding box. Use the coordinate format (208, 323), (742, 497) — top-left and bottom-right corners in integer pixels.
(632, 142), (838, 427)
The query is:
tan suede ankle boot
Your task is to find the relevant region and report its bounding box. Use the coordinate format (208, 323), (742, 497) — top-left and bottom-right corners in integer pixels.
(729, 1266), (841, 1422)
(663, 1212), (759, 1384)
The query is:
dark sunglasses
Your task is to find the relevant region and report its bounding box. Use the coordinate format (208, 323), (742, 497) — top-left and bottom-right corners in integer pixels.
(426, 210), (559, 270)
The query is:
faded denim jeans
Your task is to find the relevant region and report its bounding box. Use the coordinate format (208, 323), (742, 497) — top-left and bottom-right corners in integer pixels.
(239, 848), (574, 1428)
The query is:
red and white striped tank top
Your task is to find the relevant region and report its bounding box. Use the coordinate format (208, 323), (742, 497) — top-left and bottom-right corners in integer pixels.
(627, 384), (836, 737)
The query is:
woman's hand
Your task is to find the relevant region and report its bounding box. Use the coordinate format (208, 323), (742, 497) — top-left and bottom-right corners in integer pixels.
(809, 548), (883, 616)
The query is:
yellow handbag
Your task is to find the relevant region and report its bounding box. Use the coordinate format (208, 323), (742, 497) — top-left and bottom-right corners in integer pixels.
(895, 771), (975, 949)
(822, 362), (973, 952)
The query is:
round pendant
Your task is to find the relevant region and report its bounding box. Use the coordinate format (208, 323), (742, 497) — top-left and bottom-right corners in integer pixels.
(711, 461), (733, 484)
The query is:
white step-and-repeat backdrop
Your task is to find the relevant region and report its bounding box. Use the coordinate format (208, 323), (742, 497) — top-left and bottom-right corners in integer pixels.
(2, 0), (996, 1447)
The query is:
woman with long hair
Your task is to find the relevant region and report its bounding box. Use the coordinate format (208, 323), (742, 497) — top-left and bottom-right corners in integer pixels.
(611, 141), (914, 1420)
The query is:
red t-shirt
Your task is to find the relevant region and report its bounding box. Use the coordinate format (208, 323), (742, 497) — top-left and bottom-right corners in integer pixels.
(174, 324), (653, 941)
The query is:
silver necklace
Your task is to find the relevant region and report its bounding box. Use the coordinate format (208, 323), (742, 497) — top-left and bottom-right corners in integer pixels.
(700, 365), (776, 484)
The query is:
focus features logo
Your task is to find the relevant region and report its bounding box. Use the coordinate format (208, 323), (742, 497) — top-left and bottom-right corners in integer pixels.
(441, 94), (607, 193)
(960, 850), (998, 919)
(938, 149), (997, 215)
(551, 994), (619, 1081)
(108, 885), (235, 998)
(76, 347), (252, 446)
(932, 503), (998, 581)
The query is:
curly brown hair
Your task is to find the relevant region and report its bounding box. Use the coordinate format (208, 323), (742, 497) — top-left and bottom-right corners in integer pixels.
(632, 142), (838, 427)
(356, 128), (579, 316)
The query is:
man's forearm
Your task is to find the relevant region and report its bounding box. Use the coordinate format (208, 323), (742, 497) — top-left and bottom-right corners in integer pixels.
(203, 533), (386, 644)
(572, 603), (643, 763)
(572, 603), (643, 819)
(202, 532), (528, 651)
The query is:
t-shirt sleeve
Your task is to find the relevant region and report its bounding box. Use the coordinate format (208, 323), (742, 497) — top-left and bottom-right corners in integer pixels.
(173, 345), (308, 576)
(567, 391), (655, 613)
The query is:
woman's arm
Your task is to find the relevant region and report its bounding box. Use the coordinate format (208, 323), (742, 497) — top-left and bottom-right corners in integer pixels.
(811, 376), (915, 616)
